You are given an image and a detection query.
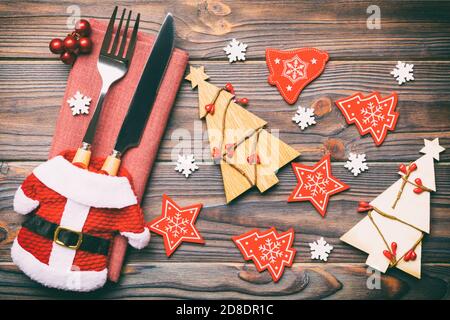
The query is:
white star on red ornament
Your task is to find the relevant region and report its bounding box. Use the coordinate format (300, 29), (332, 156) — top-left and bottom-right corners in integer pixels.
(148, 194), (204, 256)
(288, 154), (350, 217)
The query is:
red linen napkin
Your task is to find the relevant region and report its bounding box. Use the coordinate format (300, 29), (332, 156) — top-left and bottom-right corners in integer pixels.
(49, 19), (188, 281)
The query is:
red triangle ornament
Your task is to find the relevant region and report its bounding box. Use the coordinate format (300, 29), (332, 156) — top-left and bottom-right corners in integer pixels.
(335, 92), (399, 146)
(266, 48), (329, 104)
(232, 227), (296, 282)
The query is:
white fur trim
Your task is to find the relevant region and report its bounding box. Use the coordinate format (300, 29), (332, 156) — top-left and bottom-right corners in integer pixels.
(120, 227), (151, 249)
(11, 239), (107, 292)
(33, 156), (137, 209)
(13, 187), (39, 215)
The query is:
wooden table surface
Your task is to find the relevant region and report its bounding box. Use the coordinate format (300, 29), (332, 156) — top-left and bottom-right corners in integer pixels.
(0, 0), (449, 299)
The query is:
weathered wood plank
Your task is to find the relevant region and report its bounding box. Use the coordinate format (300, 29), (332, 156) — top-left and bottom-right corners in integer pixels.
(0, 262), (448, 299)
(1, 161), (448, 263)
(0, 1), (450, 59)
(1, 60), (449, 161)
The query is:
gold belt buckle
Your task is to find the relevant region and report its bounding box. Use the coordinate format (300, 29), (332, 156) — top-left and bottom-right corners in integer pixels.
(54, 226), (83, 250)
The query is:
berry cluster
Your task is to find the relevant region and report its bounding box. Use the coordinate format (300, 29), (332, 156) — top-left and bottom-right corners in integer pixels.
(49, 19), (93, 65)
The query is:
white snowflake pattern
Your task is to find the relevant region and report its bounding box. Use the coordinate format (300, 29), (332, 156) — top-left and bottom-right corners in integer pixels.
(390, 61), (414, 85)
(361, 102), (384, 127)
(344, 153), (369, 176)
(165, 213), (189, 238)
(223, 39), (247, 63)
(67, 91), (91, 115)
(259, 238), (283, 264)
(309, 237), (333, 261)
(175, 154), (199, 178)
(292, 106), (316, 130)
(304, 172), (329, 197)
(282, 55), (307, 83)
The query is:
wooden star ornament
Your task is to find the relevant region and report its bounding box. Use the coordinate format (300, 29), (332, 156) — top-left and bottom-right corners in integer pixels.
(148, 194), (204, 256)
(185, 65), (209, 89)
(288, 154), (350, 217)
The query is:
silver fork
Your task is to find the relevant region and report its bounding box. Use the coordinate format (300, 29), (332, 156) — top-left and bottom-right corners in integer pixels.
(73, 6), (140, 167)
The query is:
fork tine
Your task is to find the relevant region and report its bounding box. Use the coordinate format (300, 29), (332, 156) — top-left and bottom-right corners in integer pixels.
(118, 10), (132, 58)
(125, 13), (140, 61)
(100, 6), (118, 54)
(110, 8), (126, 55)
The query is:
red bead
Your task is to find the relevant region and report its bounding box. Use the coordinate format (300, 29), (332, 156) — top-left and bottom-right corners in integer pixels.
(404, 250), (411, 261)
(359, 201), (370, 207)
(414, 178), (423, 186)
(239, 97), (249, 105)
(63, 35), (79, 52)
(205, 103), (215, 115)
(399, 164), (407, 174)
(409, 163), (417, 172)
(391, 242), (397, 256)
(49, 38), (65, 54)
(212, 147), (221, 159)
(410, 250), (417, 261)
(60, 51), (77, 65)
(413, 187), (423, 194)
(383, 250), (394, 261)
(75, 19), (91, 37)
(225, 83), (234, 93)
(78, 37), (93, 54)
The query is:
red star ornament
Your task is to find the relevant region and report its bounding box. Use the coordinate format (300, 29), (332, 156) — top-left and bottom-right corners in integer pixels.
(335, 92), (399, 146)
(288, 154), (350, 217)
(266, 48), (329, 104)
(232, 227), (296, 282)
(148, 194), (204, 256)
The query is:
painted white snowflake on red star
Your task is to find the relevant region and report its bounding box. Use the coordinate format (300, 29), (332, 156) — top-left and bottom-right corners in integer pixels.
(148, 194), (204, 256)
(232, 227), (296, 282)
(335, 92), (399, 146)
(288, 154), (350, 217)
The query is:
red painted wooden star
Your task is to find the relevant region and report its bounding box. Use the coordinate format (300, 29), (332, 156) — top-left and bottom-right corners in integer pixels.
(232, 227), (296, 282)
(288, 154), (350, 217)
(148, 194), (204, 256)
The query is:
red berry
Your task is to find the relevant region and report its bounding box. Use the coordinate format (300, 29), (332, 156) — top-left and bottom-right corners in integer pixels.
(225, 83), (234, 93)
(75, 19), (91, 37)
(399, 164), (407, 174)
(239, 97), (249, 105)
(414, 178), (423, 186)
(63, 35), (79, 52)
(205, 103), (215, 115)
(78, 37), (93, 54)
(391, 242), (397, 256)
(413, 187), (423, 194)
(383, 250), (394, 261)
(409, 250), (417, 261)
(409, 163), (417, 172)
(49, 38), (65, 54)
(60, 51), (77, 65)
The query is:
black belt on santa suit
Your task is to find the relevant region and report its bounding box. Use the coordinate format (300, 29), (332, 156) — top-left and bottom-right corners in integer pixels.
(22, 214), (110, 256)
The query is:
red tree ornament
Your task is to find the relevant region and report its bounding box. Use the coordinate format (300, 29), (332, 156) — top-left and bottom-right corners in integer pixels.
(266, 48), (329, 104)
(232, 227), (296, 282)
(335, 92), (399, 146)
(288, 154), (350, 217)
(148, 194), (204, 256)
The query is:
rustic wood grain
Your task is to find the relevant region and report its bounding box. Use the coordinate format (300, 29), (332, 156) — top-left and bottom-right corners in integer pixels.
(1, 1), (450, 60)
(1, 61), (449, 161)
(0, 262), (448, 299)
(1, 161), (448, 263)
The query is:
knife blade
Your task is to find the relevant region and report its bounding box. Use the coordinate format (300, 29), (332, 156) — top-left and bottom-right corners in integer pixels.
(100, 13), (175, 176)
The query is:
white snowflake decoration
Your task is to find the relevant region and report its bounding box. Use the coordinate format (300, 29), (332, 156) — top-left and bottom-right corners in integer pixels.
(345, 153), (369, 176)
(292, 106), (316, 130)
(259, 239), (282, 264)
(165, 213), (189, 238)
(304, 172), (329, 197)
(390, 61), (414, 85)
(67, 91), (91, 116)
(309, 237), (333, 261)
(223, 39), (247, 63)
(361, 102), (384, 127)
(175, 154), (199, 178)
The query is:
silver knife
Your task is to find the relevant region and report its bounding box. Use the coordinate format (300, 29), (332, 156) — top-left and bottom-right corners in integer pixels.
(101, 13), (175, 176)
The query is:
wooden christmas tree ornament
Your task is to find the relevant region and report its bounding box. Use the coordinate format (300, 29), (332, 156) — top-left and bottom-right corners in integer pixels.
(186, 66), (300, 203)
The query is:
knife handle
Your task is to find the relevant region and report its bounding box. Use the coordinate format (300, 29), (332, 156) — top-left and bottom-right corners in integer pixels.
(101, 150), (122, 176)
(72, 142), (92, 169)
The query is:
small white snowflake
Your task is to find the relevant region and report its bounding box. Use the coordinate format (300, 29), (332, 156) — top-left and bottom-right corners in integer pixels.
(292, 106), (316, 130)
(223, 39), (247, 63)
(67, 91), (91, 116)
(175, 154), (199, 178)
(309, 237), (333, 261)
(344, 153), (369, 176)
(390, 61), (414, 85)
